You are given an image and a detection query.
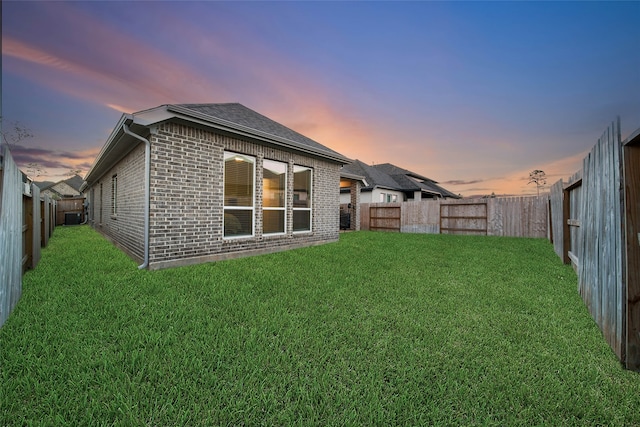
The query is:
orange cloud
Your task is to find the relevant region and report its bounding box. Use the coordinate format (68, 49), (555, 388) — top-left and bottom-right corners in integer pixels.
(11, 3), (590, 195)
(439, 149), (589, 197)
(3, 2), (375, 162)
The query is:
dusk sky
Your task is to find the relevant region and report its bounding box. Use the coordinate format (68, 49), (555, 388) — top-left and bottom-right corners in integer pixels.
(2, 1), (639, 196)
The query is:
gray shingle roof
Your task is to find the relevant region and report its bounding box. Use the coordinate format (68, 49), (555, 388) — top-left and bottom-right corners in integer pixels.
(175, 103), (347, 162)
(373, 163), (459, 198)
(34, 175), (84, 192)
(341, 160), (400, 191)
(64, 175), (84, 192)
(34, 181), (55, 190)
(341, 160), (460, 198)
(373, 163), (429, 182)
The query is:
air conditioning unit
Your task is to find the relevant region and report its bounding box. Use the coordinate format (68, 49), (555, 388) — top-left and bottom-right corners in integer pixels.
(23, 182), (32, 196)
(65, 212), (82, 225)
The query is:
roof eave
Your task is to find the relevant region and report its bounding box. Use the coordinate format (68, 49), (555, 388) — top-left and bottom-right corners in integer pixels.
(83, 114), (135, 186)
(166, 104), (351, 164)
(84, 104), (351, 190)
(340, 171), (367, 185)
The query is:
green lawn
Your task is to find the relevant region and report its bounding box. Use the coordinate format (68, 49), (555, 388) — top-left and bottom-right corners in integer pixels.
(1, 226), (639, 426)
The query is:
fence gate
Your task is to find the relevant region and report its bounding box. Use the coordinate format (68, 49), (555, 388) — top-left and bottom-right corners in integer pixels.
(370, 205), (401, 232)
(440, 202), (487, 235)
(623, 130), (640, 371)
(56, 196), (85, 226)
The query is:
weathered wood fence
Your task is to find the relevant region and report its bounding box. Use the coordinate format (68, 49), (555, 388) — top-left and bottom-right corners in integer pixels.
(0, 145), (57, 328)
(56, 196), (85, 226)
(360, 196), (549, 238)
(358, 118), (640, 371)
(549, 118), (640, 371)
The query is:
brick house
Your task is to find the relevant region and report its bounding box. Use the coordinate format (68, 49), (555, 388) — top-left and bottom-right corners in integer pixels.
(81, 103), (351, 270)
(340, 159), (460, 204)
(35, 174), (84, 199)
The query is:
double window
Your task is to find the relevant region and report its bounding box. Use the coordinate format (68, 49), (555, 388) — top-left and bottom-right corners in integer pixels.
(223, 151), (312, 238)
(379, 192), (397, 203)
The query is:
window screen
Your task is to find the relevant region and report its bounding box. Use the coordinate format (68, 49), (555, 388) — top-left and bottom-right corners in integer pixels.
(224, 152), (255, 237)
(293, 165), (312, 232)
(263, 159), (287, 234)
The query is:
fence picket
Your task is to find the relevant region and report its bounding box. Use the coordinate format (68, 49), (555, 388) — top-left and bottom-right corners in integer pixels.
(0, 145), (24, 328)
(550, 119), (627, 364)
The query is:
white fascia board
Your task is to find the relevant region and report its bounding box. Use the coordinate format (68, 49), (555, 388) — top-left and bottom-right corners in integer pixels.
(83, 114), (130, 182)
(130, 105), (175, 127)
(340, 172), (368, 187)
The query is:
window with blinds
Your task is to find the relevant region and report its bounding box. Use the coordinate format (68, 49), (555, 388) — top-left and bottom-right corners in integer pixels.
(263, 159), (287, 235)
(224, 152), (255, 237)
(293, 165), (312, 232)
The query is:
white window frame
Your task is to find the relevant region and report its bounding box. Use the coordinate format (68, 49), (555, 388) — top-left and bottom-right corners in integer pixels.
(223, 151), (256, 239)
(262, 159), (287, 236)
(293, 165), (313, 233)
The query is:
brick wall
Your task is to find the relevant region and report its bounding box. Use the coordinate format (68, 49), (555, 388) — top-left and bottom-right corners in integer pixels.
(350, 180), (361, 231)
(145, 122), (342, 269)
(89, 142), (146, 262)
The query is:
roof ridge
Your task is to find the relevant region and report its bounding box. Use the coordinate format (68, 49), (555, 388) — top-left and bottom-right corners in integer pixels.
(176, 102), (241, 107)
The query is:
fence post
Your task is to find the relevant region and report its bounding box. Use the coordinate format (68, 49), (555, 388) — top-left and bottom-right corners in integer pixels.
(31, 184), (41, 269)
(623, 129), (640, 371)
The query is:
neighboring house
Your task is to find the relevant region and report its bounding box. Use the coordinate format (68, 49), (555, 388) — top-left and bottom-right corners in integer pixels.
(81, 103), (351, 270)
(338, 170), (367, 231)
(35, 175), (84, 199)
(340, 160), (460, 204)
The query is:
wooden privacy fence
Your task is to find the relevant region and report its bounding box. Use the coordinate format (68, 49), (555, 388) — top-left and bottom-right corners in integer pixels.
(0, 145), (57, 329)
(549, 118), (640, 371)
(361, 196), (549, 238)
(440, 202), (488, 235)
(56, 196), (85, 226)
(369, 205), (401, 232)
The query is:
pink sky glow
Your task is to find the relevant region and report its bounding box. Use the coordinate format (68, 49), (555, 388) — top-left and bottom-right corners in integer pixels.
(2, 2), (639, 196)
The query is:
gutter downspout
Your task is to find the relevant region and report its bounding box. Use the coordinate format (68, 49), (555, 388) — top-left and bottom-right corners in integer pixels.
(122, 123), (151, 270)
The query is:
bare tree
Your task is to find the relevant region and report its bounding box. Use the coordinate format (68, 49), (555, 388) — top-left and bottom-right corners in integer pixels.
(1, 118), (47, 179)
(1, 118), (34, 147)
(27, 163), (47, 179)
(528, 169), (547, 196)
(66, 169), (83, 177)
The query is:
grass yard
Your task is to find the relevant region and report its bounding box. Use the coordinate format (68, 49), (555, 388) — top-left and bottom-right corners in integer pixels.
(1, 226), (639, 426)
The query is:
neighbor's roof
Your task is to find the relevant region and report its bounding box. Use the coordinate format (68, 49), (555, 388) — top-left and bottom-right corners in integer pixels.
(83, 103), (351, 187)
(373, 163), (459, 198)
(341, 160), (402, 191)
(64, 175), (84, 192)
(341, 160), (460, 198)
(34, 181), (55, 190)
(35, 175), (84, 193)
